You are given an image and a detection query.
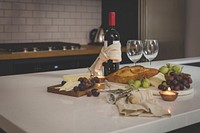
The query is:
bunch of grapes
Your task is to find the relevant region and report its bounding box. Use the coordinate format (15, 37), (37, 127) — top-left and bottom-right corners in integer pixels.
(73, 77), (100, 92)
(127, 78), (151, 90)
(159, 63), (182, 75)
(86, 89), (100, 97)
(158, 64), (192, 91)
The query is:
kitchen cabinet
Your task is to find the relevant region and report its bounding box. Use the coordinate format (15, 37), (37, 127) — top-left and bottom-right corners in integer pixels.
(0, 52), (130, 76)
(0, 55), (98, 76)
(102, 0), (186, 60)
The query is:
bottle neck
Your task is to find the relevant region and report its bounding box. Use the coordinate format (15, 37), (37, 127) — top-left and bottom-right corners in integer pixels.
(109, 12), (116, 27)
(108, 25), (115, 30)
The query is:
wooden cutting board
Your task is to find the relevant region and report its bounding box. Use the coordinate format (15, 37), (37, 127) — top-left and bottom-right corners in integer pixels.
(47, 84), (94, 97)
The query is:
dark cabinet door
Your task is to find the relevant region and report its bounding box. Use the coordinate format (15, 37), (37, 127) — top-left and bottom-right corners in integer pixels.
(0, 60), (13, 76)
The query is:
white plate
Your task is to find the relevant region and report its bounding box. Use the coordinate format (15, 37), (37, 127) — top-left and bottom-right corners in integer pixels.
(105, 81), (194, 96)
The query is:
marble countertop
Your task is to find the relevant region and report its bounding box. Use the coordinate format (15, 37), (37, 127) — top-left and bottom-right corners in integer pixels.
(1, 57), (200, 133)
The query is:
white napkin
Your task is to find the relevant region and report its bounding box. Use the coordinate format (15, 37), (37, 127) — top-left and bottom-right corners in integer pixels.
(115, 89), (171, 117)
(89, 42), (122, 76)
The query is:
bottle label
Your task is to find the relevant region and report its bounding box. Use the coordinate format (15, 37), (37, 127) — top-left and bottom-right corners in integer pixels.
(104, 40), (120, 47)
(113, 40), (120, 45)
(104, 41), (108, 47)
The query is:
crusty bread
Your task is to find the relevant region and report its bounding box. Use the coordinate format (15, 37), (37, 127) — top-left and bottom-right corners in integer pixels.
(105, 65), (159, 84)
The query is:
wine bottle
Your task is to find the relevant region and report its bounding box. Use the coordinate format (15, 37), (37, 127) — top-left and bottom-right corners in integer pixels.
(103, 12), (121, 76)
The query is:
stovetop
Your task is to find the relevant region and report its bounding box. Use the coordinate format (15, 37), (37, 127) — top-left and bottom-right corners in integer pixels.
(0, 41), (81, 53)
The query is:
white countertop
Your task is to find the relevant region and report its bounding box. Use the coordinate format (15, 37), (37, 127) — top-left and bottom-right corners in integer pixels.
(1, 57), (200, 133)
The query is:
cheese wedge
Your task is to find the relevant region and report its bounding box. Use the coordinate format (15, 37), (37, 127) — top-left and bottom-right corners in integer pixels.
(57, 80), (80, 91)
(149, 73), (165, 87)
(63, 73), (90, 82)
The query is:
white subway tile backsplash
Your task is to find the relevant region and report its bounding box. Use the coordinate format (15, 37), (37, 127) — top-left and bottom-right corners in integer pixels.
(70, 26), (81, 32)
(0, 33), (12, 40)
(12, 32), (26, 40)
(59, 12), (70, 18)
(47, 0), (58, 5)
(12, 3), (26, 10)
(12, 18), (26, 24)
(58, 26), (70, 32)
(39, 4), (52, 11)
(70, 12), (82, 19)
(32, 0), (46, 4)
(0, 25), (4, 32)
(19, 10), (33, 17)
(52, 5), (65, 12)
(52, 32), (65, 39)
(0, 2), (12, 9)
(76, 19), (87, 25)
(27, 18), (40, 25)
(64, 19), (76, 25)
(40, 18), (52, 25)
(26, 3), (40, 11)
(0, 10), (3, 16)
(39, 33), (52, 39)
(52, 18), (65, 25)
(4, 10), (20, 17)
(19, 25), (32, 32)
(0, 0), (101, 44)
(46, 25), (58, 32)
(26, 33), (39, 39)
(33, 11), (46, 18)
(5, 25), (19, 32)
(33, 25), (46, 32)
(46, 11), (58, 18)
(19, 0), (32, 3)
(0, 18), (12, 24)
(76, 6), (87, 12)
(65, 5), (76, 12)
(81, 12), (93, 19)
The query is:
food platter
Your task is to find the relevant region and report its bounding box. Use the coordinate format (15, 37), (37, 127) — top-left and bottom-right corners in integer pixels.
(105, 81), (194, 96)
(47, 84), (94, 97)
(47, 73), (101, 97)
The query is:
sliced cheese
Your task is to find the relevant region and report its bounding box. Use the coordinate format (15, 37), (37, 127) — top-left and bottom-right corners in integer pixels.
(63, 73), (90, 82)
(58, 80), (80, 91)
(149, 73), (165, 88)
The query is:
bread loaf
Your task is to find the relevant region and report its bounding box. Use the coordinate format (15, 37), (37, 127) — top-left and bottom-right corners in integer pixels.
(105, 65), (159, 84)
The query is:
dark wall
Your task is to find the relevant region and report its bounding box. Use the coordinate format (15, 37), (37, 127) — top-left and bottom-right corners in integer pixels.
(102, 0), (139, 45)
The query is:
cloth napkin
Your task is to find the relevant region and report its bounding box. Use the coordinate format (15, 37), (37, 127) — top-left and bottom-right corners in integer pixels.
(115, 89), (171, 117)
(89, 42), (122, 76)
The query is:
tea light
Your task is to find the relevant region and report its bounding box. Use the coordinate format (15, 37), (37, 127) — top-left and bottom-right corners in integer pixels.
(159, 87), (178, 101)
(95, 82), (105, 90)
(97, 75), (105, 83)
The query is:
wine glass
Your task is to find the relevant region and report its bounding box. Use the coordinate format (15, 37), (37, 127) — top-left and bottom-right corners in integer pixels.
(143, 39), (159, 66)
(126, 40), (143, 66)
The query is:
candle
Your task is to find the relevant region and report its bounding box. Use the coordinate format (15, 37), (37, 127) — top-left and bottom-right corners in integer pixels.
(159, 87), (178, 101)
(95, 83), (105, 90)
(92, 75), (105, 90)
(97, 75), (105, 83)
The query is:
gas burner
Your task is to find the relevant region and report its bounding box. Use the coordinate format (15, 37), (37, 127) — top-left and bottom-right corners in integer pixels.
(23, 48), (28, 53)
(71, 45), (75, 50)
(63, 46), (66, 51)
(48, 47), (52, 51)
(33, 47), (37, 52)
(0, 42), (81, 53)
